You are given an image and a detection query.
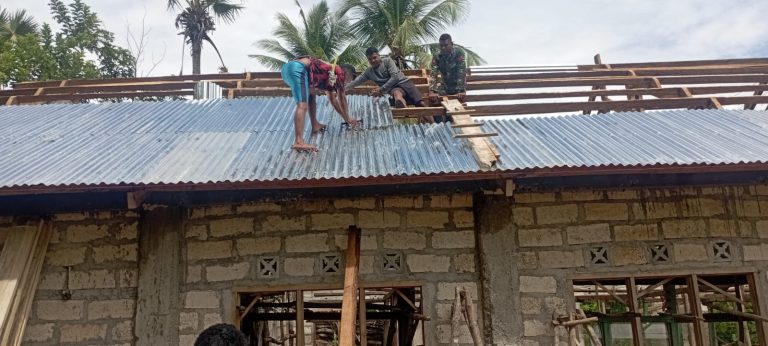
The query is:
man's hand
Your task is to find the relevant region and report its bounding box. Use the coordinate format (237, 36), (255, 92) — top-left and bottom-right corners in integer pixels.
(457, 92), (466, 103)
(428, 91), (439, 104)
(346, 118), (362, 128)
(369, 88), (383, 98)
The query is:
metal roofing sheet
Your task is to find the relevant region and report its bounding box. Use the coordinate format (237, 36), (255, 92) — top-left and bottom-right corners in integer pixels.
(1, 96), (768, 190)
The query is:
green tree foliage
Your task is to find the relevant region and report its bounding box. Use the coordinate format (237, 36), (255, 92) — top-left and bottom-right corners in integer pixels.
(250, 0), (365, 71)
(0, 1), (135, 86)
(338, 0), (484, 68)
(167, 0), (243, 75)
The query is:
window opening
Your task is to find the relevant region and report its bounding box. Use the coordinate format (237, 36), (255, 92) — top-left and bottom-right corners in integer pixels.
(573, 273), (766, 345)
(237, 285), (425, 346)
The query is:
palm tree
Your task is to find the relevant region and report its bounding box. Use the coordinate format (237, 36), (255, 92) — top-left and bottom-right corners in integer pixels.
(250, 0), (364, 71)
(167, 0), (243, 75)
(337, 0), (484, 68)
(0, 7), (38, 43)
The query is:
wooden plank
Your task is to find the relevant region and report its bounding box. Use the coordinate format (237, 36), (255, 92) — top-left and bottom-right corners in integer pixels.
(339, 226), (361, 346)
(450, 287), (462, 346)
(747, 273), (768, 344)
(31, 82), (197, 95)
(467, 76), (651, 90)
(296, 290), (305, 346)
(469, 97), (714, 116)
(0, 220), (52, 346)
(446, 99), (499, 168)
(627, 277), (644, 346)
(451, 122), (485, 128)
(659, 74), (768, 85)
(696, 277), (743, 305)
(391, 107), (446, 118)
(585, 54), (611, 114)
(12, 72), (260, 89)
(10, 90), (194, 105)
(453, 132), (498, 139)
(578, 57), (768, 70)
(467, 69), (630, 82)
(464, 88), (680, 102)
(687, 274), (706, 346)
(689, 85), (768, 95)
(359, 288), (367, 346)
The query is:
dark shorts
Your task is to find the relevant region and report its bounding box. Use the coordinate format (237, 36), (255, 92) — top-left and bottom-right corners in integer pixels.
(389, 79), (423, 105)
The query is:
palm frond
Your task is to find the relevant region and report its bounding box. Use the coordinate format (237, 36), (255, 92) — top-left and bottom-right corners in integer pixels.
(418, 0), (468, 39)
(252, 39), (296, 62)
(249, 54), (287, 71)
(167, 0), (183, 10)
(209, 0), (243, 24)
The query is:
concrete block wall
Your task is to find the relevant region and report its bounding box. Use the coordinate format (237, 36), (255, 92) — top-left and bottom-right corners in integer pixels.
(181, 193), (479, 346)
(3, 211), (140, 346)
(478, 184), (768, 346)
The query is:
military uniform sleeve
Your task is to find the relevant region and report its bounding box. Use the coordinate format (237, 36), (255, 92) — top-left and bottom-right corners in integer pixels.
(429, 56), (440, 93)
(455, 49), (467, 92)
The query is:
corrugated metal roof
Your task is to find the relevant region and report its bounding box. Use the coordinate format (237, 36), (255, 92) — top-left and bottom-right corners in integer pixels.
(1, 96), (768, 191)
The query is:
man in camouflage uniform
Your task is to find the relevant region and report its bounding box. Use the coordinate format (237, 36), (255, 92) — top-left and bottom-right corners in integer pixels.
(428, 33), (467, 107)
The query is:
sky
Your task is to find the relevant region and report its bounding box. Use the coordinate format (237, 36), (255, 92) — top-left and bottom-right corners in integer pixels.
(4, 0), (768, 77)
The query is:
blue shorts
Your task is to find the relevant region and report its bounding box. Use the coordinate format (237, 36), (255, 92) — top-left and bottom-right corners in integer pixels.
(281, 61), (310, 104)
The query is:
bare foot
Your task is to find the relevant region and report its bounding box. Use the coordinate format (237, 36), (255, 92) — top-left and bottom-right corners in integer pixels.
(312, 123), (327, 133)
(291, 143), (319, 152)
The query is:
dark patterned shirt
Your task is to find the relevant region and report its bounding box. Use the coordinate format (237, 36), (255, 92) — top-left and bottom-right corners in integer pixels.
(429, 48), (467, 94)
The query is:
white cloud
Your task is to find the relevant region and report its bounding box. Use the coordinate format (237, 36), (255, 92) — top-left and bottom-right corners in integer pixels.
(3, 0), (768, 75)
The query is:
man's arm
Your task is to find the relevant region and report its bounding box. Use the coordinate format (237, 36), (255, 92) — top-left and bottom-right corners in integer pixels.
(455, 49), (467, 92)
(428, 56), (440, 93)
(379, 58), (402, 93)
(344, 70), (369, 91)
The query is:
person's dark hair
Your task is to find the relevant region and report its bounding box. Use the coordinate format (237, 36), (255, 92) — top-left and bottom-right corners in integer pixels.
(340, 63), (357, 80)
(439, 33), (452, 42)
(194, 323), (247, 346)
(365, 47), (379, 57)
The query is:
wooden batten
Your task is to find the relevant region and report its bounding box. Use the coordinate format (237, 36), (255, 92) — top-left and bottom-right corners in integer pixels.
(443, 99), (500, 169)
(0, 220), (53, 346)
(339, 226), (361, 346)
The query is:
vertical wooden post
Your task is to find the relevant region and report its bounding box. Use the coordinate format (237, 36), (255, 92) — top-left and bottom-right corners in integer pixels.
(296, 290), (305, 346)
(0, 220), (52, 346)
(687, 275), (705, 346)
(627, 277), (644, 346)
(339, 226), (361, 346)
(735, 283), (752, 346)
(359, 288), (367, 346)
(747, 273), (768, 344)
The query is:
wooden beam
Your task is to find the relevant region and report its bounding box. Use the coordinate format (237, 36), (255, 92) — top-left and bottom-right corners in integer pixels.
(296, 290), (305, 346)
(696, 277), (744, 305)
(578, 57), (768, 70)
(9, 90), (194, 105)
(465, 88), (680, 102)
(391, 107), (446, 118)
(687, 274), (706, 346)
(469, 97), (714, 116)
(467, 76), (651, 90)
(339, 226), (361, 346)
(0, 221), (52, 346)
(359, 288), (367, 346)
(444, 98), (500, 168)
(453, 132), (498, 139)
(627, 277), (645, 346)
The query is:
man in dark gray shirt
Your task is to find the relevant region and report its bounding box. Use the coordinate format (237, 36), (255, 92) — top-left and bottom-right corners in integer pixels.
(346, 47), (431, 122)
